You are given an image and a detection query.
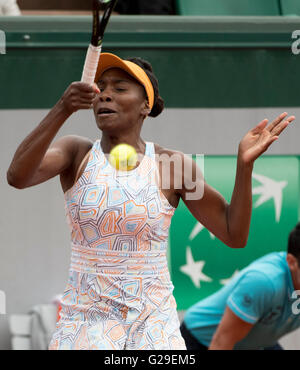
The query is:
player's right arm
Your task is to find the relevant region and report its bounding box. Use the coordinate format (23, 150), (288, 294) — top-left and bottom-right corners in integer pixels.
(7, 82), (99, 189)
(209, 306), (254, 350)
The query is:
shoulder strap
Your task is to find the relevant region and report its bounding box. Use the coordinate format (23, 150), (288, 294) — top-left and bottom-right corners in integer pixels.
(145, 142), (155, 159)
(74, 148), (92, 184)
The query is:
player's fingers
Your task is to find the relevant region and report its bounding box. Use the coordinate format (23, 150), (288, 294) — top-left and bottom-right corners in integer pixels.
(80, 103), (95, 110)
(266, 112), (288, 132)
(274, 121), (290, 136)
(264, 135), (279, 150)
(80, 92), (97, 100)
(271, 116), (295, 136)
(251, 119), (268, 134)
(92, 83), (100, 94)
(280, 115), (295, 126)
(287, 115), (296, 122)
(81, 83), (100, 94)
(79, 98), (96, 105)
(75, 82), (96, 93)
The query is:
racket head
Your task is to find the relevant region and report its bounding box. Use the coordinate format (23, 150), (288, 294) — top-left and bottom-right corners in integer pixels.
(91, 0), (118, 47)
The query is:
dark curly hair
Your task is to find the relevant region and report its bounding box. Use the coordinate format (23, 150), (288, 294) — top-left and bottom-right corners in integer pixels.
(288, 222), (300, 266)
(125, 57), (164, 118)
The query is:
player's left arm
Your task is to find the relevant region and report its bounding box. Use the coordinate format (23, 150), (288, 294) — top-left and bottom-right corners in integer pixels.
(177, 153), (253, 249)
(177, 112), (295, 249)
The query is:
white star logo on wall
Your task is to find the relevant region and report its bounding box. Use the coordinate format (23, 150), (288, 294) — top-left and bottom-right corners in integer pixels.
(189, 222), (215, 241)
(180, 247), (212, 288)
(252, 173), (287, 222)
(219, 270), (240, 286)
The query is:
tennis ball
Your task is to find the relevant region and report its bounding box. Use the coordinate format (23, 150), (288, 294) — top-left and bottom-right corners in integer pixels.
(109, 144), (138, 171)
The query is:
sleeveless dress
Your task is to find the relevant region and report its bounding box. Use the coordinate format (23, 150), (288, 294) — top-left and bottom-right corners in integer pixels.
(49, 140), (186, 350)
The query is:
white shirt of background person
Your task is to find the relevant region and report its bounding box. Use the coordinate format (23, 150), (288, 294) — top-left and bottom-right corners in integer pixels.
(0, 0), (21, 16)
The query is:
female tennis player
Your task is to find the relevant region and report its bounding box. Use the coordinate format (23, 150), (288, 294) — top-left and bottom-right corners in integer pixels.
(7, 53), (295, 350)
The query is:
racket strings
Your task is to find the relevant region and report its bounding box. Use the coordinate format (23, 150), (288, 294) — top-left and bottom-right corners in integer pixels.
(92, 0), (117, 46)
(99, 0), (117, 37)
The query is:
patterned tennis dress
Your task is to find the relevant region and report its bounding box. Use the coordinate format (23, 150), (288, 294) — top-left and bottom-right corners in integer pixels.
(49, 140), (186, 350)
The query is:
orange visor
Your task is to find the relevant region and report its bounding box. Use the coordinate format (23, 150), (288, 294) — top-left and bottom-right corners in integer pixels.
(95, 53), (155, 111)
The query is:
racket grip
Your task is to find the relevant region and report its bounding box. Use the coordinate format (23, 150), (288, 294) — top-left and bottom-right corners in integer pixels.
(81, 44), (102, 85)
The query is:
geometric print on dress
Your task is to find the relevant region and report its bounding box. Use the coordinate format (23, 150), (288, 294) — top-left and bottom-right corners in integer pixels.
(49, 140), (186, 350)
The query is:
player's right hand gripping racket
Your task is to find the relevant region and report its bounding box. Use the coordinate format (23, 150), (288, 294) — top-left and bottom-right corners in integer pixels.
(81, 0), (118, 85)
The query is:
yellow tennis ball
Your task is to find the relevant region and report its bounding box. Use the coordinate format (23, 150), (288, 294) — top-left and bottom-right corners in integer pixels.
(109, 144), (138, 171)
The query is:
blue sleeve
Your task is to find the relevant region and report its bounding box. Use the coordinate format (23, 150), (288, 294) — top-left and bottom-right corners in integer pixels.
(227, 271), (275, 324)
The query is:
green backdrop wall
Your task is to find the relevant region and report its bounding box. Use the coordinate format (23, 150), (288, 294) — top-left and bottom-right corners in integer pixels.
(170, 156), (299, 309)
(1, 16), (300, 312)
(1, 16), (300, 109)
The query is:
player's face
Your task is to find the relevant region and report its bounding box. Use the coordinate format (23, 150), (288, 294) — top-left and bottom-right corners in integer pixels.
(93, 68), (148, 132)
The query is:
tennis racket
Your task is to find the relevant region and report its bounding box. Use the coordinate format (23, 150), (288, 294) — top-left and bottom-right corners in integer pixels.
(81, 0), (118, 85)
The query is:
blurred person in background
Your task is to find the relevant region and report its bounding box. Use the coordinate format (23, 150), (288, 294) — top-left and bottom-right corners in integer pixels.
(115, 0), (175, 15)
(180, 223), (300, 350)
(0, 0), (21, 15)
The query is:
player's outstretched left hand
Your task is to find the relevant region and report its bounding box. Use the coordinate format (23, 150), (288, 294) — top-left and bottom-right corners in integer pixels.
(238, 112), (295, 165)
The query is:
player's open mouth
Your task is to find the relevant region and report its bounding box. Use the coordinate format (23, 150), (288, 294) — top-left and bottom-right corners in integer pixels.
(98, 108), (117, 116)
